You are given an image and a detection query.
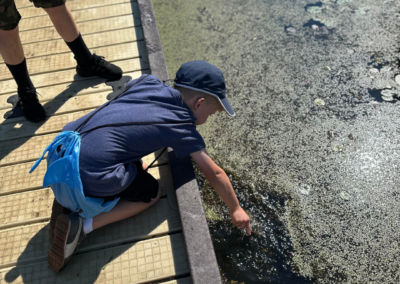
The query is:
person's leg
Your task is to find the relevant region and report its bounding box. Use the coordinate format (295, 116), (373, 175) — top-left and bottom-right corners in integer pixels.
(43, 4), (123, 80)
(90, 162), (161, 230)
(92, 189), (162, 230)
(42, 4), (79, 43)
(0, 26), (24, 65)
(0, 2), (46, 122)
(48, 187), (161, 273)
(0, 27), (33, 90)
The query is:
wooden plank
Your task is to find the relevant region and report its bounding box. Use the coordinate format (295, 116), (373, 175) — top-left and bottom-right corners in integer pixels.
(0, 166), (173, 229)
(14, 0), (79, 9)
(18, 2), (138, 32)
(0, 162), (46, 195)
(0, 92), (109, 127)
(0, 157), (170, 196)
(19, 0), (135, 18)
(0, 188), (53, 228)
(0, 234), (189, 284)
(18, 15), (139, 44)
(0, 198), (181, 268)
(0, 27), (144, 64)
(0, 131), (168, 167)
(0, 41), (147, 80)
(0, 59), (148, 95)
(0, 133), (58, 167)
(0, 70), (144, 110)
(0, 109), (97, 139)
(0, 91), (110, 126)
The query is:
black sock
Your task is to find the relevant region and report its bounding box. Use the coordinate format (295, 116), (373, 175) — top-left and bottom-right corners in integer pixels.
(65, 33), (92, 66)
(6, 58), (35, 91)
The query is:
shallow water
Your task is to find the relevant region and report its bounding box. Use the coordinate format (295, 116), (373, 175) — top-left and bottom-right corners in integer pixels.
(152, 0), (400, 283)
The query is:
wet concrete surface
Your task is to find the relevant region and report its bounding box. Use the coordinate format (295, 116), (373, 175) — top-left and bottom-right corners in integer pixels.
(152, 0), (400, 283)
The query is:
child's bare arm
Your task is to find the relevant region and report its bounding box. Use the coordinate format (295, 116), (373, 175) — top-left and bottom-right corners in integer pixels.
(191, 149), (251, 235)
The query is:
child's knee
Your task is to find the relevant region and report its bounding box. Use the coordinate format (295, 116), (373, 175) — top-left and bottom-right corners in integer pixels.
(151, 187), (161, 203)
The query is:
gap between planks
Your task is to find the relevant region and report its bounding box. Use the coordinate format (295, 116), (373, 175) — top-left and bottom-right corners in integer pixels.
(0, 165), (174, 230)
(0, 234), (189, 284)
(0, 27), (144, 64)
(0, 158), (169, 197)
(17, 2), (140, 33)
(18, 0), (137, 19)
(0, 197), (182, 270)
(0, 59), (149, 95)
(17, 15), (141, 45)
(0, 41), (147, 81)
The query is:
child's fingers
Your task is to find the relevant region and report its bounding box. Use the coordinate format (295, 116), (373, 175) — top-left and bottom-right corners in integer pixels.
(236, 221), (251, 235)
(245, 222), (251, 235)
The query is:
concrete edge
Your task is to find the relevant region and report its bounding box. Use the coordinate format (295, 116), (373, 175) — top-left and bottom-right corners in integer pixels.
(167, 149), (222, 284)
(135, 1), (222, 282)
(135, 0), (170, 82)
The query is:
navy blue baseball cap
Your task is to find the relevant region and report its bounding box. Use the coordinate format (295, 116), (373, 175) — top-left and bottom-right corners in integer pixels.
(174, 61), (235, 116)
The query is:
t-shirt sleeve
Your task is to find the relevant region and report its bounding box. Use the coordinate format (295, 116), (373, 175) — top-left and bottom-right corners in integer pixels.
(170, 124), (206, 158)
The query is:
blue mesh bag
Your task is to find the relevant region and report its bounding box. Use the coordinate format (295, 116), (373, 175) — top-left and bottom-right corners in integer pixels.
(29, 131), (118, 218)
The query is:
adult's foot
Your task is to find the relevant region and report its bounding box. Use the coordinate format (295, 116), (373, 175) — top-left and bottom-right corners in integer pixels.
(48, 213), (86, 273)
(76, 54), (122, 81)
(18, 87), (46, 122)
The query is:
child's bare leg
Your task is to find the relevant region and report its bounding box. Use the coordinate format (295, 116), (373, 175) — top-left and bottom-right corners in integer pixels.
(92, 188), (161, 230)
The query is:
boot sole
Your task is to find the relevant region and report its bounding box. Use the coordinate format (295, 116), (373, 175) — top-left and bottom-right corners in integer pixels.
(76, 68), (122, 81)
(48, 214), (70, 273)
(49, 199), (71, 243)
(21, 106), (47, 122)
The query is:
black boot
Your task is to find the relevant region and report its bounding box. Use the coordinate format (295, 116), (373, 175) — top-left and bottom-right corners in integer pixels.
(76, 54), (122, 81)
(18, 87), (46, 122)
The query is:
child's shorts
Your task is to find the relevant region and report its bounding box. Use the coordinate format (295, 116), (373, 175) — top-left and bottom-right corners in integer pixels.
(88, 161), (160, 204)
(0, 0), (66, 31)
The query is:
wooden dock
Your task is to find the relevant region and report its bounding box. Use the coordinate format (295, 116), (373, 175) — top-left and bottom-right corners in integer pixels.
(0, 0), (223, 283)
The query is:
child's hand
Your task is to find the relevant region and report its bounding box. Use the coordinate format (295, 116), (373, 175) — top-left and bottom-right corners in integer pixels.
(229, 207), (251, 235)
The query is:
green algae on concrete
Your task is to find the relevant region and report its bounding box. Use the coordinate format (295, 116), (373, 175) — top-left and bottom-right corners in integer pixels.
(153, 0), (400, 282)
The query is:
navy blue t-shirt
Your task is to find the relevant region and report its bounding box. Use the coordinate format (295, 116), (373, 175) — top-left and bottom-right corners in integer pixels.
(63, 75), (205, 196)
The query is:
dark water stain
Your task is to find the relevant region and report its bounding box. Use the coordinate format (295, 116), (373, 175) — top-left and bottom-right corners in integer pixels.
(194, 161), (314, 284)
(363, 88), (398, 104)
(367, 88), (385, 102)
(304, 2), (322, 11)
(367, 54), (388, 70)
(303, 19), (325, 28)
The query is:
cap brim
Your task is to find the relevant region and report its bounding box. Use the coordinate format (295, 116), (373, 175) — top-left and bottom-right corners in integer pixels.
(219, 97), (235, 117)
(173, 82), (235, 117)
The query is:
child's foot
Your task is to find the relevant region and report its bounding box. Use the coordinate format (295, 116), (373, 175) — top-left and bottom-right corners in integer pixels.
(48, 213), (86, 273)
(49, 199), (71, 243)
(18, 87), (46, 122)
(76, 54), (122, 81)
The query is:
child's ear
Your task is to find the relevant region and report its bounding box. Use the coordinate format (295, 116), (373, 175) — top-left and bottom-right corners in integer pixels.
(194, 98), (206, 110)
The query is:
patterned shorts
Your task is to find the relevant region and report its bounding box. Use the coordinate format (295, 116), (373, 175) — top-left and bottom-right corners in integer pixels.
(0, 0), (66, 30)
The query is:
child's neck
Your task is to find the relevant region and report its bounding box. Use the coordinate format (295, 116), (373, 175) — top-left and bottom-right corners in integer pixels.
(182, 96), (196, 114)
